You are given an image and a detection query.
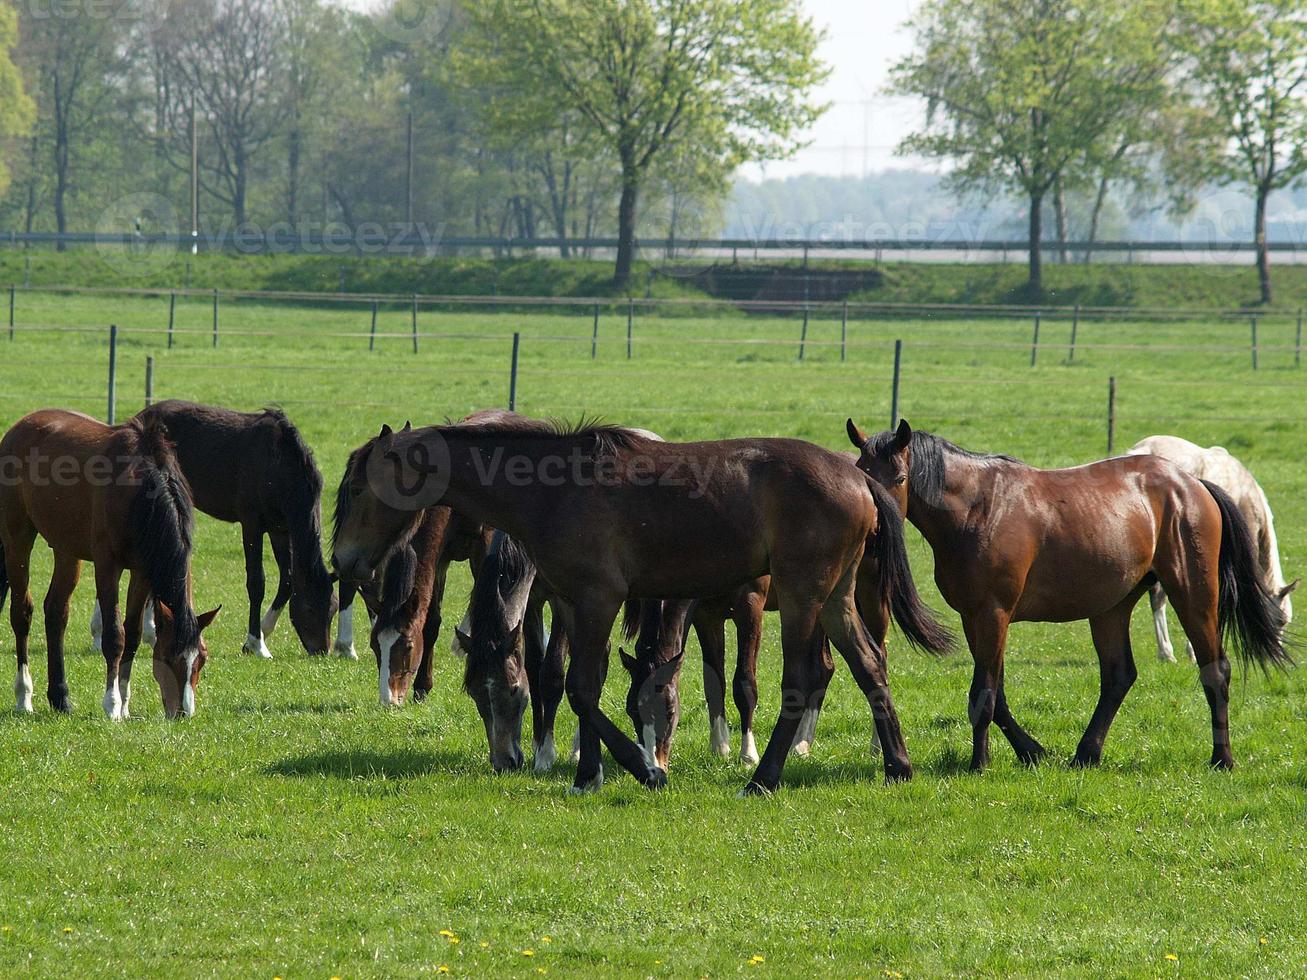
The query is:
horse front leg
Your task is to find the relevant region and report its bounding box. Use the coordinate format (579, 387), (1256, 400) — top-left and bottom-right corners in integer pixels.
(241, 522), (272, 659)
(333, 580), (359, 660)
(92, 561), (123, 719)
(118, 572), (152, 719)
(693, 611), (731, 760)
(413, 562), (449, 702)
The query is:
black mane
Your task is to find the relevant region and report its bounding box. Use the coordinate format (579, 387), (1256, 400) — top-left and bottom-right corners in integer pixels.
(264, 408), (330, 583)
(463, 532), (536, 689)
(869, 428), (1021, 504)
(125, 420), (199, 654)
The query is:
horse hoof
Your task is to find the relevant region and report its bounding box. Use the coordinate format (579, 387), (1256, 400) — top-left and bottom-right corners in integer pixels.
(333, 642), (358, 661)
(50, 698), (73, 715)
(791, 739), (811, 758)
(412, 686), (430, 703)
(737, 781), (773, 798)
(1069, 753), (1099, 769)
(1017, 744), (1048, 766)
(243, 634), (273, 659)
(568, 766), (604, 794)
(1157, 649), (1177, 664)
(884, 761), (914, 784)
(533, 739), (557, 773)
(1210, 753), (1235, 771)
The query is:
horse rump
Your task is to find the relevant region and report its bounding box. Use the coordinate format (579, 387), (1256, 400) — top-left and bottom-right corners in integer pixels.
(864, 476), (954, 654)
(1200, 478), (1293, 671)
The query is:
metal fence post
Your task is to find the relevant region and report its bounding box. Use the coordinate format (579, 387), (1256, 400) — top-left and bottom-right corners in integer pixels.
(890, 339), (903, 430)
(107, 325), (118, 424)
(508, 332), (520, 411)
(1068, 304), (1079, 363)
(840, 301), (848, 362)
(1250, 316), (1258, 370)
(1107, 376), (1116, 455)
(211, 288), (219, 348)
(145, 355), (155, 408)
(1030, 312), (1041, 367)
(411, 294), (419, 354)
(626, 298), (633, 359)
(7, 284), (13, 341)
(798, 305), (809, 361)
(370, 300), (378, 352)
(591, 303), (599, 359)
(167, 291), (176, 349)
(1297, 308), (1303, 368)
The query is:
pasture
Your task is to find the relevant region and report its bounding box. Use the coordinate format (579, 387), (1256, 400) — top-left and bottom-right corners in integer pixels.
(1, 290), (1305, 976)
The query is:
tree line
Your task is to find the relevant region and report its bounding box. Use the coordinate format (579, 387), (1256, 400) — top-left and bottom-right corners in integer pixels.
(0, 0), (825, 288)
(891, 0), (1307, 304)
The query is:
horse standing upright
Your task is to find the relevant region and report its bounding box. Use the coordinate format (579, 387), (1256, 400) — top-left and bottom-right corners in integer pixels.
(334, 417), (915, 793)
(100, 401), (337, 659)
(1127, 435), (1296, 662)
(1, 410), (220, 718)
(848, 418), (1291, 771)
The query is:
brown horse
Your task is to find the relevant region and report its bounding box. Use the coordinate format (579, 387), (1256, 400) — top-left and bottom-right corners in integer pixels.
(363, 504), (489, 707)
(114, 401), (336, 659)
(619, 512), (953, 770)
(334, 416), (916, 794)
(847, 418), (1291, 771)
(0, 410), (220, 718)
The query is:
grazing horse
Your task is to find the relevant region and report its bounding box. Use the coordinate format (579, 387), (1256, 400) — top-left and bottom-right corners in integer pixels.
(0, 410), (220, 718)
(94, 401), (336, 659)
(451, 530), (570, 773)
(618, 517), (953, 770)
(1127, 435), (1296, 663)
(334, 416), (916, 794)
(847, 418), (1291, 771)
(362, 504), (489, 707)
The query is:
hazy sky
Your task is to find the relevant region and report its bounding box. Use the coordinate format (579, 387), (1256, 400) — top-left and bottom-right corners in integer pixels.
(341, 0), (929, 180)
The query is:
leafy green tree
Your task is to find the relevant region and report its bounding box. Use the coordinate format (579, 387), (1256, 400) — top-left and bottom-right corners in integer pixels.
(0, 0), (35, 197)
(455, 0), (826, 288)
(891, 0), (1176, 295)
(1176, 0), (1307, 305)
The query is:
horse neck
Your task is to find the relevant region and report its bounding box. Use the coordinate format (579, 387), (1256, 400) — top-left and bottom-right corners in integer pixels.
(905, 450), (995, 546)
(437, 436), (570, 544)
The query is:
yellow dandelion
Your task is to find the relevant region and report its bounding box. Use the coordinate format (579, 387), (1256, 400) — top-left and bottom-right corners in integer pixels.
(1, 925), (11, 933)
(1165, 953), (1179, 962)
(541, 935), (553, 944)
(885, 972), (905, 979)
(62, 927), (73, 935)
(522, 949), (536, 957)
(479, 941), (490, 949)
(439, 930), (457, 939)
(748, 954), (765, 965)
(437, 967), (450, 975)
(1260, 937), (1269, 946)
(447, 937), (460, 946)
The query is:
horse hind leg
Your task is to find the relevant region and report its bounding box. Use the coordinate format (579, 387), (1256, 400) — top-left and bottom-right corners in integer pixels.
(5, 526), (36, 714)
(693, 614), (732, 760)
(1149, 583), (1177, 663)
(1072, 602), (1140, 767)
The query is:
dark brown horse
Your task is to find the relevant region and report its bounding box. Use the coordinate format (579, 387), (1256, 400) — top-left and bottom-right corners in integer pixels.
(619, 512), (953, 770)
(108, 401), (336, 659)
(1, 410), (220, 718)
(451, 530), (570, 772)
(334, 416), (916, 794)
(847, 418), (1291, 771)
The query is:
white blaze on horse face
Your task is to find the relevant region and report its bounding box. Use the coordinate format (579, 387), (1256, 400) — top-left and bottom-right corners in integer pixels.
(333, 602), (356, 658)
(102, 676), (122, 720)
(641, 723), (657, 756)
(710, 715), (731, 758)
(14, 664), (33, 714)
(377, 629), (399, 707)
(181, 650), (198, 717)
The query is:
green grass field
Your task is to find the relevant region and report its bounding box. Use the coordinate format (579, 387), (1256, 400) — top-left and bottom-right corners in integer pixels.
(1, 288), (1305, 977)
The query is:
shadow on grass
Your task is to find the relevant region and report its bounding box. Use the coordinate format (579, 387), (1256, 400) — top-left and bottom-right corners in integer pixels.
(268, 747), (475, 780)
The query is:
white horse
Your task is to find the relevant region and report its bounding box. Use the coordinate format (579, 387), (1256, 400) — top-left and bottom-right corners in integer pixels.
(1127, 435), (1296, 662)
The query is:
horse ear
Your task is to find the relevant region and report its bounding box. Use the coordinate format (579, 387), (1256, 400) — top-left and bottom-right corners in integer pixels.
(453, 627), (473, 657)
(652, 653), (684, 685)
(506, 620), (524, 652)
(401, 420), (413, 432)
(197, 606), (222, 631)
(1279, 579), (1299, 599)
(618, 647), (640, 675)
(155, 601), (175, 624)
(846, 418), (869, 449)
(893, 418), (913, 452)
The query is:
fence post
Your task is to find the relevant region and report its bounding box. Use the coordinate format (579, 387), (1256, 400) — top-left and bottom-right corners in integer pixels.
(840, 301), (848, 363)
(167, 291), (176, 349)
(890, 339), (903, 430)
(1250, 316), (1258, 371)
(1297, 308), (1303, 368)
(1030, 311), (1041, 367)
(798, 305), (809, 361)
(508, 331), (521, 411)
(7, 284), (13, 341)
(411, 294), (419, 354)
(591, 302), (599, 359)
(107, 325), (118, 425)
(1068, 304), (1079, 363)
(626, 298), (633, 359)
(370, 300), (378, 352)
(1107, 376), (1116, 455)
(211, 289), (219, 348)
(145, 355), (155, 408)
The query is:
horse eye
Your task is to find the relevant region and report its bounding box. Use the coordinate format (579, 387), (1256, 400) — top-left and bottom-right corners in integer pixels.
(894, 475), (908, 486)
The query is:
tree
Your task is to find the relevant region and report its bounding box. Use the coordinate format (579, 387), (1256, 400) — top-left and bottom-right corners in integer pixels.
(890, 0), (1176, 295)
(455, 0), (826, 288)
(21, 10), (125, 247)
(1176, 0), (1307, 305)
(0, 0), (35, 196)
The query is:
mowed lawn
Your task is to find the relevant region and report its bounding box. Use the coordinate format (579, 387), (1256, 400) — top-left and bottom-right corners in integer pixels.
(1, 290), (1306, 977)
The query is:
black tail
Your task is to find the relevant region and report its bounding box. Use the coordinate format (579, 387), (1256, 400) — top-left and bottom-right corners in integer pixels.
(621, 599), (642, 642)
(1200, 479), (1292, 671)
(0, 534), (8, 617)
(865, 476), (954, 654)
